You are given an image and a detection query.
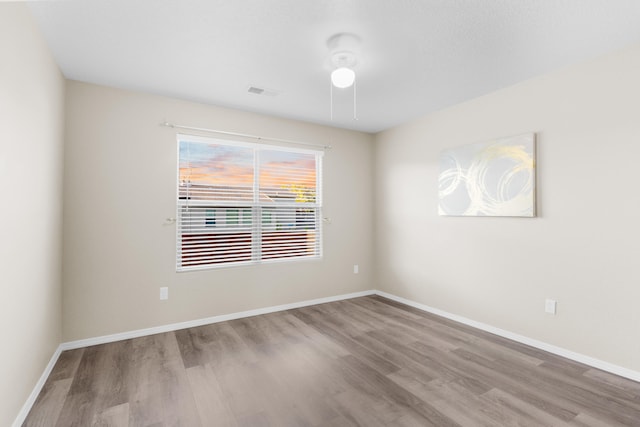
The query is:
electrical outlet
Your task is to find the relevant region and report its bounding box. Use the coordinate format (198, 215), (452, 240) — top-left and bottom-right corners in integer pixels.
(545, 298), (557, 315)
(160, 287), (169, 300)
(353, 264), (359, 274)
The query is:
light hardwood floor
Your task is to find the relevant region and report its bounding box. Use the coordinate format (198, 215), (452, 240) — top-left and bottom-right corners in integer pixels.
(24, 296), (640, 426)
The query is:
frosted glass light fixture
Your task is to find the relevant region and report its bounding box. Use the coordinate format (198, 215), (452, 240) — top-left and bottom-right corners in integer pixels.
(326, 33), (361, 120)
(331, 67), (355, 88)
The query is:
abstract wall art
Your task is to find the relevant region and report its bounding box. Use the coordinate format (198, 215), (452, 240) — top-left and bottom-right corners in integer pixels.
(438, 133), (536, 217)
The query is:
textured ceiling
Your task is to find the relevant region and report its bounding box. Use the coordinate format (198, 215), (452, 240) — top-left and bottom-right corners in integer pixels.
(27, 0), (640, 133)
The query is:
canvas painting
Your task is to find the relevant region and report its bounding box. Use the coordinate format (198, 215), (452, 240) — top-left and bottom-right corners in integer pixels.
(438, 133), (536, 217)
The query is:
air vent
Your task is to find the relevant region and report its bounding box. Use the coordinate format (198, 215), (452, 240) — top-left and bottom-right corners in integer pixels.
(248, 86), (264, 95)
(247, 85), (280, 97)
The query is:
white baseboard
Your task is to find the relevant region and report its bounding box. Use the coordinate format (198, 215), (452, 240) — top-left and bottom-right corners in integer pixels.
(16, 287), (640, 426)
(374, 290), (640, 383)
(15, 290), (373, 424)
(61, 290), (375, 351)
(61, 287), (640, 383)
(12, 344), (63, 427)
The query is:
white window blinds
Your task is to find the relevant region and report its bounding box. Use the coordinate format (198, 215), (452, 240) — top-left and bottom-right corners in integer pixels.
(177, 134), (323, 271)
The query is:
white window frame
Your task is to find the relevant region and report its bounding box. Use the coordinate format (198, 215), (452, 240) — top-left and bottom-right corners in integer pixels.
(176, 134), (323, 271)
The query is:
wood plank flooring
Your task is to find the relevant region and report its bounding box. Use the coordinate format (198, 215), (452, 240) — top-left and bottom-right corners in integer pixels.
(24, 295), (640, 426)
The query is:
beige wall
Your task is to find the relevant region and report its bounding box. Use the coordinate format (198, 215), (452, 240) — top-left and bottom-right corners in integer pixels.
(63, 81), (374, 341)
(0, 4), (65, 426)
(374, 43), (640, 371)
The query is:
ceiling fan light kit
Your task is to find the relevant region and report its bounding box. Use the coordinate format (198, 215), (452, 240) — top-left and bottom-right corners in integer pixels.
(327, 33), (361, 121)
(327, 33), (360, 89)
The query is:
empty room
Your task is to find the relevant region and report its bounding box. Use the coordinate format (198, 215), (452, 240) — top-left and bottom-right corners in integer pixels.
(3, 1), (640, 426)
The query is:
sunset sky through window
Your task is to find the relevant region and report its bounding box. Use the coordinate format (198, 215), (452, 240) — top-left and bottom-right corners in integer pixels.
(179, 140), (317, 190)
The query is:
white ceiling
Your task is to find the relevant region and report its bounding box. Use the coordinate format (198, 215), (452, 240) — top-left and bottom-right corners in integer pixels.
(28, 0), (640, 133)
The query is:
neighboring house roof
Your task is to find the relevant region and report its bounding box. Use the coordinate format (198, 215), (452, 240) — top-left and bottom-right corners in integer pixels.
(179, 183), (296, 203)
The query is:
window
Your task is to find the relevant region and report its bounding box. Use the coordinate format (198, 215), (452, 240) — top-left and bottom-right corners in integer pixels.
(205, 209), (216, 227)
(226, 209), (239, 225)
(177, 134), (323, 271)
